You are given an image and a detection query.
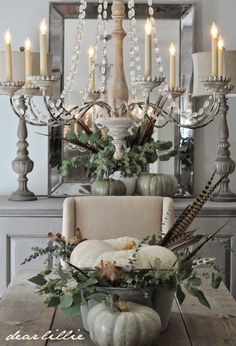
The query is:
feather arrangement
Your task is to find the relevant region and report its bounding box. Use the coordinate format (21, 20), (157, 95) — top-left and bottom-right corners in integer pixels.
(159, 171), (226, 253)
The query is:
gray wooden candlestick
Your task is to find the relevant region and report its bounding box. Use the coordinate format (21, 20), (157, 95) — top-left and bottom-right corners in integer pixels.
(201, 78), (236, 202)
(211, 91), (236, 201)
(9, 119), (37, 201)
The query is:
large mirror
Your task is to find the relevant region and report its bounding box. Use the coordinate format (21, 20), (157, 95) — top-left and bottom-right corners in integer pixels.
(48, 2), (195, 197)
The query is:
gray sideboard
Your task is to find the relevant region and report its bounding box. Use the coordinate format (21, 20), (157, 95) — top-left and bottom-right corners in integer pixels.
(0, 196), (235, 297)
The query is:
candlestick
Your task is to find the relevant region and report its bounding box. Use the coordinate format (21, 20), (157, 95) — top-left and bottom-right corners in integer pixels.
(145, 19), (152, 77)
(25, 37), (32, 84)
(4, 30), (13, 82)
(40, 18), (48, 76)
(211, 22), (218, 77)
(88, 46), (95, 92)
(218, 35), (224, 77)
(169, 43), (176, 89)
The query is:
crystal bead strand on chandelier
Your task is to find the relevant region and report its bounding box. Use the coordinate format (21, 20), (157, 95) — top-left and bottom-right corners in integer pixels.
(128, 0), (142, 100)
(99, 4), (109, 96)
(61, 0), (87, 107)
(128, 0), (141, 101)
(85, 0), (105, 96)
(146, 0), (220, 127)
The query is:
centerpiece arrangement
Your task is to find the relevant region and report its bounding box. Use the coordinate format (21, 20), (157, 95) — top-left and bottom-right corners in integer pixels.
(23, 172), (226, 345)
(58, 115), (177, 196)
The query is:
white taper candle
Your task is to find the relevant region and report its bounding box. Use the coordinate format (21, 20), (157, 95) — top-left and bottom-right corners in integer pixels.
(25, 37), (32, 83)
(211, 22), (218, 77)
(40, 18), (48, 76)
(169, 43), (176, 89)
(4, 30), (13, 82)
(145, 19), (153, 78)
(218, 35), (224, 77)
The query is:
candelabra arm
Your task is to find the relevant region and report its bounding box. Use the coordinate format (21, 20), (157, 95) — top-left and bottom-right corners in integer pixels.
(211, 92), (236, 201)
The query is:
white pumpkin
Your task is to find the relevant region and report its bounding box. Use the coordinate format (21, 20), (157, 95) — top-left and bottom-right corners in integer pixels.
(70, 237), (177, 270)
(104, 236), (139, 250)
(70, 240), (114, 270)
(87, 301), (162, 346)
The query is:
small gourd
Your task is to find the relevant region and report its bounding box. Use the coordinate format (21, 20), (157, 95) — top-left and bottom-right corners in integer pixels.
(91, 179), (126, 196)
(87, 301), (162, 346)
(137, 173), (178, 197)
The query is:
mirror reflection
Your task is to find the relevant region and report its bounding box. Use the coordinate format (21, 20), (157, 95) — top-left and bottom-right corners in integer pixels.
(48, 3), (194, 197)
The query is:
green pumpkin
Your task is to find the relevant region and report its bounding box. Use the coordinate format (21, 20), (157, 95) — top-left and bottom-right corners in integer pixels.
(137, 173), (178, 197)
(91, 179), (126, 196)
(87, 301), (161, 346)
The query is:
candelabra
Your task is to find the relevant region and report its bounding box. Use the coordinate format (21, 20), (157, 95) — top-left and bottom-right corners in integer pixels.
(192, 51), (236, 202)
(202, 77), (236, 201)
(1, 0), (234, 200)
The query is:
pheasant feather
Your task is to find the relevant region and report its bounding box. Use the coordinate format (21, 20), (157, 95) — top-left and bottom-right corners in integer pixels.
(159, 172), (224, 247)
(167, 234), (203, 252)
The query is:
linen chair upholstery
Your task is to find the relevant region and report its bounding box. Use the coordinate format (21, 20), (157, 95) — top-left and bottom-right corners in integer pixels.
(62, 196), (174, 241)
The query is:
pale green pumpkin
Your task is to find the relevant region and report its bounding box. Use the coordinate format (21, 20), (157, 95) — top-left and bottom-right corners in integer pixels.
(137, 173), (178, 197)
(87, 301), (161, 346)
(91, 179), (126, 196)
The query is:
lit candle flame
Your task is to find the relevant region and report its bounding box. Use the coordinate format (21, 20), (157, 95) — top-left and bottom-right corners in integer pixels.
(25, 37), (32, 51)
(40, 18), (47, 35)
(4, 30), (11, 45)
(218, 35), (224, 49)
(88, 46), (95, 58)
(145, 19), (153, 35)
(169, 43), (176, 56)
(211, 22), (218, 38)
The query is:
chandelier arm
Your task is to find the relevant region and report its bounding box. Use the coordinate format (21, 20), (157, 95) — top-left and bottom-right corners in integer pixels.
(176, 106), (220, 129)
(145, 114), (169, 129)
(28, 98), (57, 126)
(95, 101), (112, 115)
(149, 100), (220, 129)
(10, 96), (48, 127)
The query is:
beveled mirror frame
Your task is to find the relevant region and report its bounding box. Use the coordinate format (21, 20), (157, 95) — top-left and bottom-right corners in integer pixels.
(48, 2), (195, 197)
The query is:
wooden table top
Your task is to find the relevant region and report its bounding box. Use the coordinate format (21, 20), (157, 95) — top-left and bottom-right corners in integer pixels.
(0, 271), (236, 346)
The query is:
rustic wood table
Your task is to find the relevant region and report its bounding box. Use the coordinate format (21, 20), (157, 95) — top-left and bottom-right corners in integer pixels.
(0, 271), (236, 346)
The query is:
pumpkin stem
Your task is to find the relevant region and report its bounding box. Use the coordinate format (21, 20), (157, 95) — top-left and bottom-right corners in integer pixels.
(116, 300), (129, 312)
(122, 240), (137, 250)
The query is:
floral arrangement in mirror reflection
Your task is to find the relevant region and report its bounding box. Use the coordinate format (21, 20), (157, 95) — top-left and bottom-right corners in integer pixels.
(59, 116), (177, 183)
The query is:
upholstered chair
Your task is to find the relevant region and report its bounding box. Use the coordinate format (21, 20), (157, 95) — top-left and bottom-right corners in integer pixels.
(62, 196), (174, 241)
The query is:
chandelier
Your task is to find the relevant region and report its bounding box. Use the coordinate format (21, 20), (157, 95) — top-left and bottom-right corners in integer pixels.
(0, 0), (226, 160)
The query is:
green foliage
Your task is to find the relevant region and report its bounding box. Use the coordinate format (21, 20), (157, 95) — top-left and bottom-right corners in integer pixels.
(60, 128), (177, 180)
(179, 136), (194, 171)
(21, 243), (77, 265)
(25, 233), (222, 313)
(29, 274), (47, 286)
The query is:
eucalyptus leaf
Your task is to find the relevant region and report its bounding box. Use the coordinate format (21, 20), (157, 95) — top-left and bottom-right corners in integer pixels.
(176, 284), (185, 305)
(187, 276), (202, 287)
(185, 286), (211, 309)
(211, 272), (222, 289)
(46, 296), (60, 307)
(62, 304), (81, 315)
(58, 262), (71, 280)
(178, 260), (193, 280)
(60, 295), (73, 309)
(28, 274), (47, 286)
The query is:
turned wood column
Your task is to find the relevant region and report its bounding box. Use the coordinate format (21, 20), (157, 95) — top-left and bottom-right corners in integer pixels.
(111, 0), (129, 117)
(211, 92), (236, 201)
(9, 96), (37, 201)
